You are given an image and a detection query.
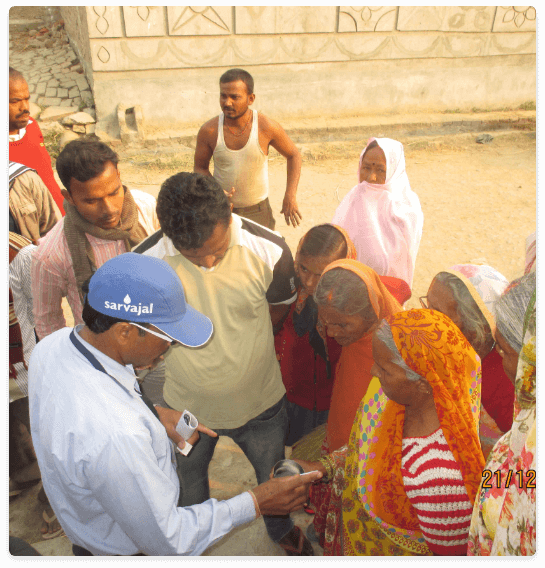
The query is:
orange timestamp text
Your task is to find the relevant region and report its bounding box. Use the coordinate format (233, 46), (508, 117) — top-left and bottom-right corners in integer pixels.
(481, 469), (536, 489)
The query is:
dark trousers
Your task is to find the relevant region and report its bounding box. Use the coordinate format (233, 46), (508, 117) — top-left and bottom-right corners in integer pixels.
(285, 400), (329, 447)
(168, 395), (293, 542)
(233, 197), (276, 231)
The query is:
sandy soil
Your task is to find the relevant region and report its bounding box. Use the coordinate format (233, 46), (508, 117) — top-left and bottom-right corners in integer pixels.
(119, 129), (536, 308)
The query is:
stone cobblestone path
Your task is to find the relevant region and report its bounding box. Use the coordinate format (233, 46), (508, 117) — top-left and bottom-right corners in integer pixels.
(9, 8), (95, 113)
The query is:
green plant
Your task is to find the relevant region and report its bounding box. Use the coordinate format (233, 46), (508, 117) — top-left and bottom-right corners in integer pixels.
(518, 101), (536, 111)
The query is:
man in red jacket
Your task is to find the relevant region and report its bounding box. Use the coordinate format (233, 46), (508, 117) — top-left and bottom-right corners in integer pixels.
(9, 67), (65, 215)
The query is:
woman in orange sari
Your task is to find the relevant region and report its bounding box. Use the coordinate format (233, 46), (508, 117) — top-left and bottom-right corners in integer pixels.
(294, 309), (485, 555)
(293, 259), (402, 542)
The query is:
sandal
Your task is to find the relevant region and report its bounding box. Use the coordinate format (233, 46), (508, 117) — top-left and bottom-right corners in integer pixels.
(278, 525), (314, 556)
(41, 510), (66, 540)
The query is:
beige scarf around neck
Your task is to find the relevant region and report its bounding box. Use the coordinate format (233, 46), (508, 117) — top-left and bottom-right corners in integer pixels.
(63, 187), (148, 300)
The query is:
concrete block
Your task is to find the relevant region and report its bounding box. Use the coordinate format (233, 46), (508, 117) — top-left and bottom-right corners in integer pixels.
(60, 98), (75, 107)
(68, 87), (80, 98)
(60, 60), (71, 69)
(72, 97), (82, 108)
(45, 88), (57, 97)
(235, 6), (336, 34)
(39, 105), (80, 122)
(86, 123), (96, 135)
(82, 108), (97, 120)
(58, 129), (80, 151)
(57, 88), (68, 98)
(30, 93), (39, 103)
(46, 78), (59, 88)
(62, 112), (95, 126)
(36, 97), (45, 106)
(75, 75), (89, 91)
(72, 124), (86, 133)
(117, 103), (145, 143)
(41, 97), (63, 107)
(167, 6), (232, 35)
(39, 121), (66, 136)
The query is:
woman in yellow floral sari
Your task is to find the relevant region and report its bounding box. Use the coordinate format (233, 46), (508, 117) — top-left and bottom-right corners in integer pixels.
(293, 309), (485, 555)
(468, 272), (536, 555)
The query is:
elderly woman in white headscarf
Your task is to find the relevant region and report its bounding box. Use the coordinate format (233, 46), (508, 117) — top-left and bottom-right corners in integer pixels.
(468, 271), (536, 556)
(421, 264), (513, 457)
(332, 138), (423, 290)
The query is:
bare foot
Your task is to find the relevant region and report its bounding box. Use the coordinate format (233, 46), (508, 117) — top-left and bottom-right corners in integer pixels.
(41, 505), (63, 538)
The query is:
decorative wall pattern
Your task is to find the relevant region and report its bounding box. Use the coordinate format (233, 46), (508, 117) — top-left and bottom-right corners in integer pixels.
(396, 6), (495, 32)
(75, 6), (536, 72)
(493, 6), (536, 32)
(167, 6), (232, 36)
(235, 6), (337, 34)
(338, 6), (397, 32)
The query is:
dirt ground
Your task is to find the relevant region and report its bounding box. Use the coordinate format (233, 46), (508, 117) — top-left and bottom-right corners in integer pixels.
(119, 129), (536, 306)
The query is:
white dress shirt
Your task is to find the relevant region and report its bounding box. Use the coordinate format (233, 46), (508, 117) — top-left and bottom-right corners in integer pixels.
(28, 326), (256, 556)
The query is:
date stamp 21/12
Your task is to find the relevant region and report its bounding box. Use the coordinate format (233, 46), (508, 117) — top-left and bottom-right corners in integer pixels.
(482, 469), (536, 489)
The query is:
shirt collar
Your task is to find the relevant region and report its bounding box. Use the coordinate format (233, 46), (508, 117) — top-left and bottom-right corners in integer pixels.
(73, 325), (140, 396)
(159, 213), (242, 272)
(162, 214), (241, 263)
(230, 213), (242, 247)
(9, 118), (33, 142)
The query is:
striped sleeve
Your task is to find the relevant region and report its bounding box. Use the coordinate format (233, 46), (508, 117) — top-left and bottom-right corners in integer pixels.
(401, 429), (473, 556)
(31, 223), (71, 339)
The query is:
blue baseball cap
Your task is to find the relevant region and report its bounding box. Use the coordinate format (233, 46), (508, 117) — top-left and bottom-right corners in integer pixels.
(87, 253), (213, 348)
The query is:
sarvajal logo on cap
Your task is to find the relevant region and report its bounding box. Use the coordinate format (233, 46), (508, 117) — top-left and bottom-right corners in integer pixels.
(104, 293), (154, 317)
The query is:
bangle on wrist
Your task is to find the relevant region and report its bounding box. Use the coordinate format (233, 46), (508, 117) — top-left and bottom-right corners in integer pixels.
(318, 455), (335, 482)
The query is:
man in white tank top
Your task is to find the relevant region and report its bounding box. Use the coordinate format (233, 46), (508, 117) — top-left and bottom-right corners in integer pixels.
(194, 68), (302, 230)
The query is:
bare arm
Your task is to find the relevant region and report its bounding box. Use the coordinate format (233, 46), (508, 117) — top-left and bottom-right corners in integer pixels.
(269, 303), (290, 334)
(193, 123), (216, 177)
(265, 117), (302, 227)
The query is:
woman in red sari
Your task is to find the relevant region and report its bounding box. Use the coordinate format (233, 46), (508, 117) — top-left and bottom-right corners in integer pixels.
(275, 224), (356, 446)
(277, 227), (410, 447)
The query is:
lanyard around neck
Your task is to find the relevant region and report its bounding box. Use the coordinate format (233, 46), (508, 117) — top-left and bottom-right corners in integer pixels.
(69, 329), (160, 420)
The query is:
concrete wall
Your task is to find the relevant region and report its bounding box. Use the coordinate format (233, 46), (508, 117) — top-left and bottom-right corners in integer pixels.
(61, 6), (93, 87)
(60, 6), (536, 136)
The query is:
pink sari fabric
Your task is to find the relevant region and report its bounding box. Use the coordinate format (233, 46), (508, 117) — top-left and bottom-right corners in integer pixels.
(332, 138), (423, 288)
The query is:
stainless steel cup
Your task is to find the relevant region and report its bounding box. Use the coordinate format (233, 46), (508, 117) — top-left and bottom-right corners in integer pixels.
(272, 459), (304, 478)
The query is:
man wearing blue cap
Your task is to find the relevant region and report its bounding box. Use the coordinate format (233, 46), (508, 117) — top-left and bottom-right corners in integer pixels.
(28, 253), (321, 556)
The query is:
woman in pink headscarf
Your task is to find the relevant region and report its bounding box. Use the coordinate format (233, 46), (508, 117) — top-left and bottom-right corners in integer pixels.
(332, 138), (423, 290)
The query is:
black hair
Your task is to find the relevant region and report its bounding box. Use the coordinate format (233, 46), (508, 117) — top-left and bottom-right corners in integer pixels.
(219, 68), (254, 95)
(81, 277), (147, 335)
(56, 139), (119, 193)
(156, 172), (231, 250)
(9, 67), (25, 82)
(299, 224), (347, 260)
(361, 139), (379, 160)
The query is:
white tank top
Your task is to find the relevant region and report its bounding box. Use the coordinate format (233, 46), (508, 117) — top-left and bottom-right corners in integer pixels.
(212, 110), (269, 208)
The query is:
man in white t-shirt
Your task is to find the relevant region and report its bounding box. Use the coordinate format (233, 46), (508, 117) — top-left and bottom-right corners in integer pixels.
(135, 172), (314, 554)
